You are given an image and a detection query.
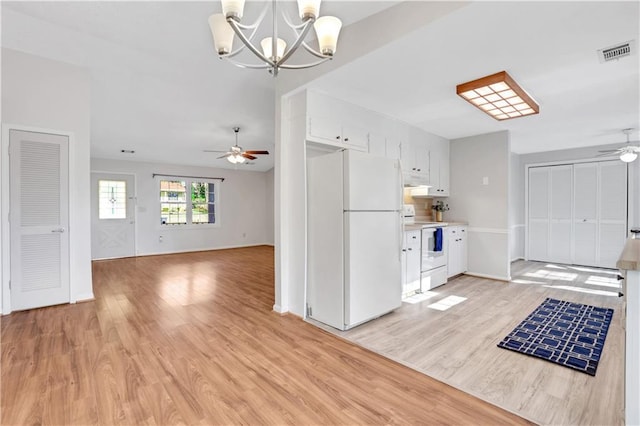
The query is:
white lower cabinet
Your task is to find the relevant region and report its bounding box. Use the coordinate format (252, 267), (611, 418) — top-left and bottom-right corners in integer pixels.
(447, 226), (467, 277)
(402, 230), (421, 295)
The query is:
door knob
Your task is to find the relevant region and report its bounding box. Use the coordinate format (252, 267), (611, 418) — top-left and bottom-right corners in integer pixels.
(51, 228), (65, 233)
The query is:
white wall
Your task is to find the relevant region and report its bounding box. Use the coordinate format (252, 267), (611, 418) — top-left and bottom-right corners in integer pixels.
(265, 167), (275, 245)
(449, 131), (511, 280)
(91, 158), (272, 256)
(1, 48), (93, 312)
(509, 152), (525, 261)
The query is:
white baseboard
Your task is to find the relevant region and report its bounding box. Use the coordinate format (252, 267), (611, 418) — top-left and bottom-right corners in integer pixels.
(464, 272), (511, 282)
(93, 243), (273, 260)
(74, 292), (96, 302)
(273, 304), (288, 314)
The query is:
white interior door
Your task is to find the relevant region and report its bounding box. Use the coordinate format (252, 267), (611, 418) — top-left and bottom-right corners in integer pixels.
(9, 130), (70, 311)
(91, 173), (136, 259)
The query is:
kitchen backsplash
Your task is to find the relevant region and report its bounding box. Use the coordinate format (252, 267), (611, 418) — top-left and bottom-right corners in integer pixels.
(402, 189), (443, 221)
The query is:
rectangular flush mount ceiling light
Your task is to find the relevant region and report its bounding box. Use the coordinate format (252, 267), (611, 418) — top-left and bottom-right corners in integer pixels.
(456, 71), (539, 121)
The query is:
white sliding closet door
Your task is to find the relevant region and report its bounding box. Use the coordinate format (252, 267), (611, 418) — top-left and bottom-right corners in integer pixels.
(528, 167), (550, 261)
(528, 160), (627, 268)
(528, 165), (572, 263)
(598, 161), (627, 268)
(573, 163), (598, 266)
(549, 165), (573, 264)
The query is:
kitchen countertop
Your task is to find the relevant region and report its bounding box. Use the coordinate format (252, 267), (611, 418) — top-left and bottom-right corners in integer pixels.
(617, 237), (640, 271)
(404, 221), (468, 231)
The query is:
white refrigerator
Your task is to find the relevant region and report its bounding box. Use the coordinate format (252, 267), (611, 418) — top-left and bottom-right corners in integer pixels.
(307, 149), (403, 330)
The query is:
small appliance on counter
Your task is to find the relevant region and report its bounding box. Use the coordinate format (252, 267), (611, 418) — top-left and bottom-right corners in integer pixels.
(403, 204), (416, 224)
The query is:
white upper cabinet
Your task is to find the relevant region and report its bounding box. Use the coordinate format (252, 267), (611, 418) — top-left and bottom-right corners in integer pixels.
(428, 136), (450, 196)
(307, 91), (369, 152)
(368, 116), (401, 161)
(400, 126), (430, 185)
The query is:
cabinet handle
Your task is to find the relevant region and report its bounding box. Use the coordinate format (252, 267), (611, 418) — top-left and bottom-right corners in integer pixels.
(408, 248), (412, 251)
(336, 136), (341, 140)
(402, 249), (407, 252)
(344, 137), (349, 142)
(417, 169), (421, 172)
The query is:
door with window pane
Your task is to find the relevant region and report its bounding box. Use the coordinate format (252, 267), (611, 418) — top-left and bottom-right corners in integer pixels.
(91, 173), (136, 259)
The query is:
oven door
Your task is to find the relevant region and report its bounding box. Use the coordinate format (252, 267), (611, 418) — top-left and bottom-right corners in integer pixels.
(421, 227), (447, 271)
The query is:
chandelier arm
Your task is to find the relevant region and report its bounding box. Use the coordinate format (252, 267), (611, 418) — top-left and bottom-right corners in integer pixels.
(282, 9), (310, 30)
(278, 57), (331, 70)
(278, 19), (315, 65)
(225, 57), (272, 69)
(225, 6), (270, 58)
(302, 42), (331, 59)
(227, 18), (275, 67)
(234, 1), (269, 30)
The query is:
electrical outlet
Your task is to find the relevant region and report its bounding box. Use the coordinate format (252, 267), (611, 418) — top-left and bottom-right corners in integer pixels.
(159, 235), (163, 243)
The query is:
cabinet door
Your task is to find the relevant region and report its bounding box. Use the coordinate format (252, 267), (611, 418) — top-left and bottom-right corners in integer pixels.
(342, 122), (369, 152)
(459, 227), (467, 273)
(385, 138), (401, 161)
(447, 227), (460, 277)
(431, 139), (450, 196)
(368, 132), (386, 158)
(400, 140), (414, 172)
(308, 116), (342, 143)
(413, 142), (430, 177)
(404, 230), (421, 294)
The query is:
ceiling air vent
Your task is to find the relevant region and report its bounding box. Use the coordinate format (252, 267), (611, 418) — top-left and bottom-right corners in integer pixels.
(598, 40), (635, 63)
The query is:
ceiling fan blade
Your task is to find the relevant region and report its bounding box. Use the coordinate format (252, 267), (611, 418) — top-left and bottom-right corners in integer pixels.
(242, 153), (257, 160)
(595, 152), (618, 157)
(217, 153), (232, 159)
(244, 150), (269, 155)
(204, 149), (229, 153)
(597, 149), (620, 153)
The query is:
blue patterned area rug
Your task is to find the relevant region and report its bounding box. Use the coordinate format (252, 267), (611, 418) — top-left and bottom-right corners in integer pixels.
(497, 298), (613, 376)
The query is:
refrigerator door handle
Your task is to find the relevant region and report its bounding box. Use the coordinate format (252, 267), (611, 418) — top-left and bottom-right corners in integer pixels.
(398, 211), (403, 261)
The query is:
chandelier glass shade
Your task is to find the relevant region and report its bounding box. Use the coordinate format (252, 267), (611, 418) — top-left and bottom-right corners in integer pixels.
(208, 0), (342, 76)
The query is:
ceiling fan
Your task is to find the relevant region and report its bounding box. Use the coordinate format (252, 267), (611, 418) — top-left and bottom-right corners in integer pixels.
(204, 127), (269, 164)
(598, 128), (640, 163)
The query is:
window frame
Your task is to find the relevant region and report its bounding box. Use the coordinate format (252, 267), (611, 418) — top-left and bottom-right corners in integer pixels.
(157, 177), (221, 229)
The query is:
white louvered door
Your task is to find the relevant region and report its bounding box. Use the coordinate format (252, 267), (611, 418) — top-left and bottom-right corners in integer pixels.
(9, 130), (70, 310)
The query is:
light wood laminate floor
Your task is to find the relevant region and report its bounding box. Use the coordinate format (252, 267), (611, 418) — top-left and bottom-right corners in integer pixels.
(326, 260), (625, 425)
(1, 246), (528, 425)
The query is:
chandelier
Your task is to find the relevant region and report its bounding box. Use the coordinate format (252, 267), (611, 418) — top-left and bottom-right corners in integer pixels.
(208, 0), (342, 76)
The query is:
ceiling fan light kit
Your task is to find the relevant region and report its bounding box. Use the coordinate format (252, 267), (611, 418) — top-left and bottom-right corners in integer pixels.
(204, 127), (270, 165)
(599, 128), (640, 163)
(456, 71), (539, 121)
(208, 0), (342, 76)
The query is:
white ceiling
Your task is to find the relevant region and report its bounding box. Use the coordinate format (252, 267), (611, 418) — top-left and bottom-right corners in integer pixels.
(2, 1), (639, 172)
